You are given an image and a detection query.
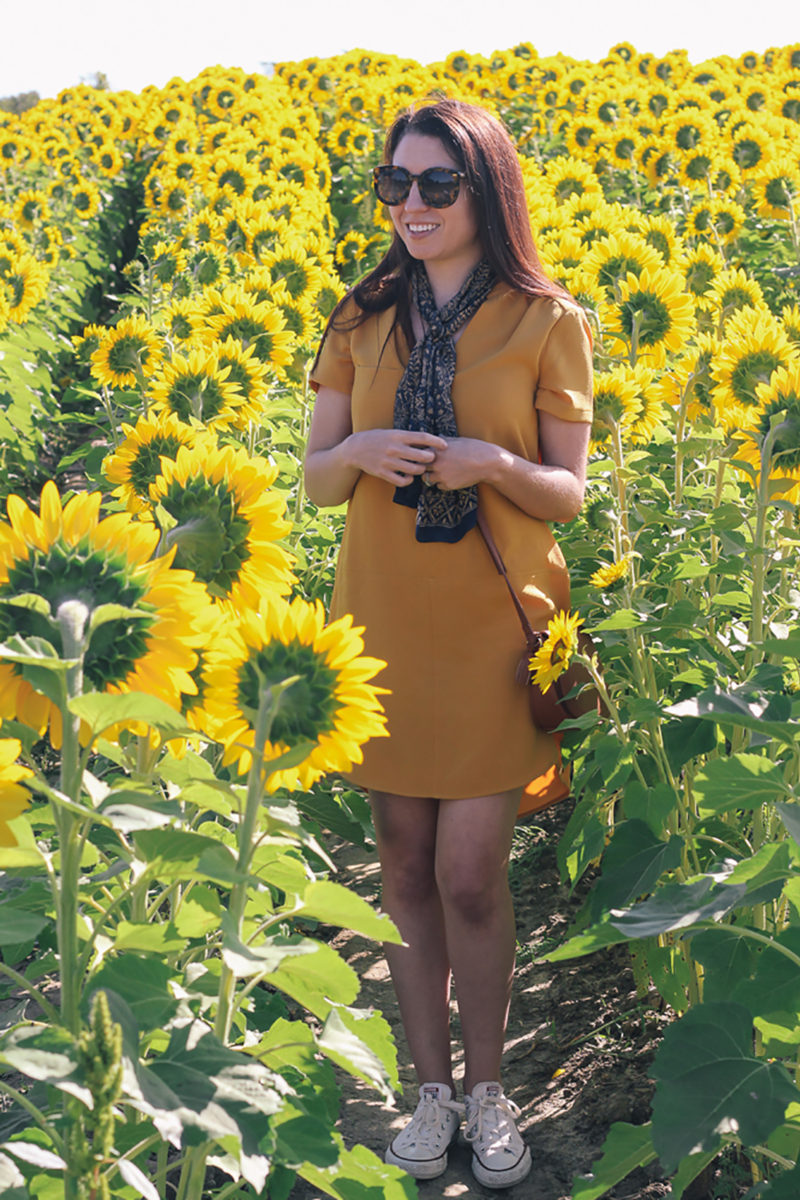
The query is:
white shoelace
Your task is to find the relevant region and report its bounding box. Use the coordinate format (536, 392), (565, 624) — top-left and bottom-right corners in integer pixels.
(464, 1091), (523, 1150)
(399, 1091), (464, 1152)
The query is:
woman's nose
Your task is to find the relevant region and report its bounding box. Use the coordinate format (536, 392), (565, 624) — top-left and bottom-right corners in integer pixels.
(404, 181), (427, 209)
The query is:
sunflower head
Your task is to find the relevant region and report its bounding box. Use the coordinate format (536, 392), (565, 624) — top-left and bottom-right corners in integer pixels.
(91, 316), (163, 389)
(148, 444), (294, 608)
(204, 598), (388, 792)
(529, 610), (584, 694)
(103, 412), (216, 513)
(0, 483), (213, 741)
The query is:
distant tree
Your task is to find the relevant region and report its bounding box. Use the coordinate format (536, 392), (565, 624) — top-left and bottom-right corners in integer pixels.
(81, 71), (110, 90)
(0, 91), (40, 115)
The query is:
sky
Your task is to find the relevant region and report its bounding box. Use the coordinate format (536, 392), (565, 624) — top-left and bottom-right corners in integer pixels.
(1, 0), (797, 101)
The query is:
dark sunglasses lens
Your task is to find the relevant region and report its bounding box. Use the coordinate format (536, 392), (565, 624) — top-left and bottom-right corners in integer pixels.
(419, 169), (460, 207)
(373, 166), (461, 207)
(373, 167), (410, 205)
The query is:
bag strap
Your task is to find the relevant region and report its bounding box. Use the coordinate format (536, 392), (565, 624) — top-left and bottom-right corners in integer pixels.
(476, 509), (541, 652)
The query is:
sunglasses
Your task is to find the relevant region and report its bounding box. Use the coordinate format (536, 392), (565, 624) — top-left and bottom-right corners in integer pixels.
(372, 164), (468, 208)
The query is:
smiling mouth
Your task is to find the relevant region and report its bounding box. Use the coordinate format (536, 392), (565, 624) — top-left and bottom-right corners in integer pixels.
(407, 223), (438, 233)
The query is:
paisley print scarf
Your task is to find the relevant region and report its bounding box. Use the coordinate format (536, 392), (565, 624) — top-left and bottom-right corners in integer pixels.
(393, 258), (496, 543)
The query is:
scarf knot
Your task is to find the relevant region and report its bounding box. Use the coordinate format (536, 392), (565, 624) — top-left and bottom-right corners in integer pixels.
(393, 259), (496, 543)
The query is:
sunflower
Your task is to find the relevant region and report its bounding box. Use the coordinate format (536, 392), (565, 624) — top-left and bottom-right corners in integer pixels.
(0, 738), (33, 847)
(584, 231), (664, 298)
(710, 307), (796, 431)
(708, 196), (747, 244)
(268, 287), (319, 347)
(103, 412), (216, 513)
(72, 180), (102, 220)
(658, 334), (719, 424)
(247, 213), (281, 263)
(188, 242), (229, 289)
(162, 297), (203, 344)
(529, 610), (584, 695)
(781, 304), (800, 348)
(91, 142), (124, 177)
(13, 189), (49, 230)
(148, 346), (251, 429)
(733, 361), (800, 503)
(626, 365), (665, 443)
(681, 243), (726, 305)
(200, 290), (295, 371)
(706, 268), (765, 325)
(590, 556), (630, 589)
(729, 121), (775, 175)
(603, 267), (696, 367)
(542, 156), (604, 206)
(637, 214), (682, 268)
(146, 443), (294, 609)
(260, 241), (324, 301)
(590, 365), (643, 446)
(0, 483), (212, 743)
(204, 597), (387, 791)
(1, 253), (49, 325)
(214, 336), (271, 412)
(91, 316), (163, 389)
(754, 154), (800, 221)
(564, 116), (604, 158)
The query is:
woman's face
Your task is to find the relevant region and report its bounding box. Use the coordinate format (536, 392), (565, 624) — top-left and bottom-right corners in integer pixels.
(388, 132), (483, 277)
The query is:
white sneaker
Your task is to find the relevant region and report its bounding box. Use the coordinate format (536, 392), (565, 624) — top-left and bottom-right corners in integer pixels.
(385, 1082), (464, 1179)
(464, 1081), (532, 1189)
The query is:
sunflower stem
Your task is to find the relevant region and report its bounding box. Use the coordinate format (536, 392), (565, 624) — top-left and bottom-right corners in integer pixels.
(746, 415), (785, 674)
(55, 600), (90, 1200)
(55, 600), (89, 1039)
(175, 680), (292, 1200)
(214, 680), (290, 1047)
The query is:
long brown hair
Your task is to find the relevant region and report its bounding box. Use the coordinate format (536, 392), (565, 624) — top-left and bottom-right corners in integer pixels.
(320, 98), (568, 356)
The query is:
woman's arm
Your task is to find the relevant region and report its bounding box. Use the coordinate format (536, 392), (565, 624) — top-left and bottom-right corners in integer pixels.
(420, 413), (591, 523)
(304, 386), (449, 507)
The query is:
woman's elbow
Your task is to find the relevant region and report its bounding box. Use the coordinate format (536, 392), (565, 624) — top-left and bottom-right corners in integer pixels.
(551, 479), (586, 523)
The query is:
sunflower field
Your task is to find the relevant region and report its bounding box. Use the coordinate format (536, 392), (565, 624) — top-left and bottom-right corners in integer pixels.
(1, 37), (800, 1200)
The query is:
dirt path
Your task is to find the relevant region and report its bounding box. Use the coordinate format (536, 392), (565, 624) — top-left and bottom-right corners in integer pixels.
(290, 804), (675, 1200)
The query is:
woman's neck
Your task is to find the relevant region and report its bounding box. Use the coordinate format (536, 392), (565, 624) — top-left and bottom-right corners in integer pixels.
(423, 255), (483, 309)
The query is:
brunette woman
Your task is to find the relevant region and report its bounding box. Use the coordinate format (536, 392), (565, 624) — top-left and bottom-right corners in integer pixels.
(304, 98), (592, 1188)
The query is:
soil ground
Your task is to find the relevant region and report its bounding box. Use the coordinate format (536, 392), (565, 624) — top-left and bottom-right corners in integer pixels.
(288, 801), (695, 1200)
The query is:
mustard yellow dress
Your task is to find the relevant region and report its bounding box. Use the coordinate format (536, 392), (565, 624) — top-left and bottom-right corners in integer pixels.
(310, 282), (593, 800)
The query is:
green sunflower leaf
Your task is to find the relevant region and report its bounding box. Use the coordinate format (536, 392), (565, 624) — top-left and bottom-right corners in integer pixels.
(284, 880), (402, 944)
(0, 1026), (91, 1108)
(87, 603), (151, 635)
(0, 594), (53, 618)
(571, 1121), (656, 1200)
(317, 1006), (397, 1099)
(298, 1140), (417, 1200)
(69, 692), (194, 738)
(651, 1002), (800, 1171)
(693, 753), (791, 815)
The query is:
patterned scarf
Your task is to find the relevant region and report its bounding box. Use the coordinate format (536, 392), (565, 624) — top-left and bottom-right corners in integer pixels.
(393, 259), (496, 543)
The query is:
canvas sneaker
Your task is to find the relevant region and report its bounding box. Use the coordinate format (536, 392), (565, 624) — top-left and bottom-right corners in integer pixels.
(464, 1081), (532, 1189)
(385, 1082), (464, 1179)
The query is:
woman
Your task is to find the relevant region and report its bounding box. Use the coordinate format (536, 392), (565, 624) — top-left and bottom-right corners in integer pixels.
(304, 98), (592, 1189)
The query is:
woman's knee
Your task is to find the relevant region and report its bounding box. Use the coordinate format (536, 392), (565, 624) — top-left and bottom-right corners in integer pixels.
(435, 855), (510, 925)
(371, 792), (439, 905)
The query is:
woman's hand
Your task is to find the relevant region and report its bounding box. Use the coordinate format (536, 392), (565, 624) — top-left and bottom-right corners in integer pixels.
(422, 437), (502, 491)
(346, 429), (448, 487)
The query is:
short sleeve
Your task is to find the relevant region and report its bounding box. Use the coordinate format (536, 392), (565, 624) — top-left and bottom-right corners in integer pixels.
(309, 300), (357, 395)
(534, 303), (593, 422)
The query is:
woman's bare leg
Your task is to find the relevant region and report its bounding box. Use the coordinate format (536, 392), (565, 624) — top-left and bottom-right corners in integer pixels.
(434, 789), (521, 1094)
(370, 791), (454, 1088)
